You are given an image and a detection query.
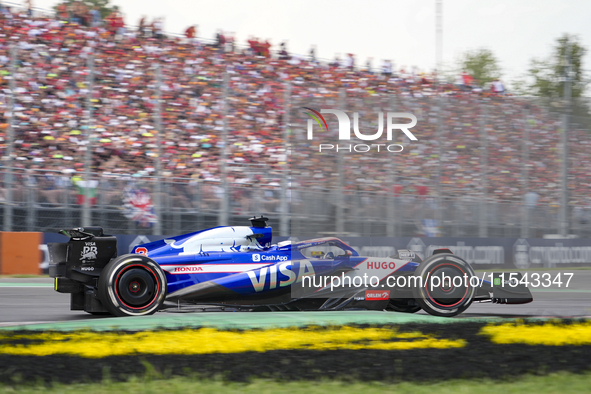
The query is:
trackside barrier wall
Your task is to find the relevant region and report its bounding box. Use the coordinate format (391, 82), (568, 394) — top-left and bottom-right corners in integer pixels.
(0, 232), (42, 275)
(336, 236), (591, 270)
(42, 233), (591, 270)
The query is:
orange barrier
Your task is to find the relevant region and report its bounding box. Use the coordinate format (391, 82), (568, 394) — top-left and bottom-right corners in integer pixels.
(0, 232), (42, 275)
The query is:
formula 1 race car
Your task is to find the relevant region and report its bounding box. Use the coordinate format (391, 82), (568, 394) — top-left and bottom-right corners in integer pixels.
(48, 217), (533, 317)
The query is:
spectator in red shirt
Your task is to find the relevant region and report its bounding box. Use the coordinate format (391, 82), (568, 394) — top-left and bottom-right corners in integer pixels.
(248, 36), (260, 56)
(261, 40), (271, 57)
(56, 3), (68, 20)
(215, 29), (226, 51)
(416, 184), (428, 197)
(105, 11), (117, 35)
(185, 25), (197, 39)
(461, 71), (474, 90)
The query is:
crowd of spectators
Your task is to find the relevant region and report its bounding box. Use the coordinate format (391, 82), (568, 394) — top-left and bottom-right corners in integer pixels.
(0, 4), (589, 221)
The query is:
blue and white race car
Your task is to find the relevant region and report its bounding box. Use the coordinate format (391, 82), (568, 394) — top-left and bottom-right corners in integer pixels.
(48, 217), (533, 317)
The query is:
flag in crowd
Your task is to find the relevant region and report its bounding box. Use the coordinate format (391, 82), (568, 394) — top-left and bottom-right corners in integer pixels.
(122, 187), (158, 227)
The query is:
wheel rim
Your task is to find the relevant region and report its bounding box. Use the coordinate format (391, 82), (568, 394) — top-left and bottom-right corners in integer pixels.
(116, 266), (158, 308)
(425, 263), (469, 308)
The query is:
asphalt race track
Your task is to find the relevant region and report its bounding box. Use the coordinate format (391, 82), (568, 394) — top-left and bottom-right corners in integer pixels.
(1, 271), (590, 326)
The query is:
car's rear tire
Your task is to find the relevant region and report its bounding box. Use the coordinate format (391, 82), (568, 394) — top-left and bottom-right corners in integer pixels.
(411, 253), (475, 317)
(98, 254), (166, 317)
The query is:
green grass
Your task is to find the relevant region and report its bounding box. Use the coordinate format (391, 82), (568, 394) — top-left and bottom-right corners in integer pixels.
(0, 275), (47, 279)
(2, 372), (591, 394)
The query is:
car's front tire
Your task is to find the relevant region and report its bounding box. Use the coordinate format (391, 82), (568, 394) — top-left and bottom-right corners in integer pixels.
(98, 254), (166, 317)
(411, 253), (475, 317)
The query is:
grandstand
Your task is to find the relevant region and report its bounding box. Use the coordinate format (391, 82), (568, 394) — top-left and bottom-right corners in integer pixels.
(0, 4), (590, 238)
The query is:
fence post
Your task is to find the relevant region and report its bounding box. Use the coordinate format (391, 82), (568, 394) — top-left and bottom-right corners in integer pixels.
(280, 82), (291, 236)
(26, 174), (35, 231)
(99, 178), (106, 230)
(3, 45), (16, 232)
(521, 108), (530, 238)
(336, 88), (346, 235)
(82, 53), (94, 227)
(65, 181), (72, 229)
(153, 62), (163, 235)
(218, 70), (229, 226)
(436, 95), (445, 235)
(386, 94), (397, 237)
(560, 44), (572, 237)
(479, 100), (488, 237)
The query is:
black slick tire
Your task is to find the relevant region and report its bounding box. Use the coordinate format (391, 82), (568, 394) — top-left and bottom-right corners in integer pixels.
(411, 253), (475, 317)
(98, 254), (166, 317)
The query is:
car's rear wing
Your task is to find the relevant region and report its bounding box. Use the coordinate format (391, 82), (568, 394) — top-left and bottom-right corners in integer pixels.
(48, 227), (117, 283)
